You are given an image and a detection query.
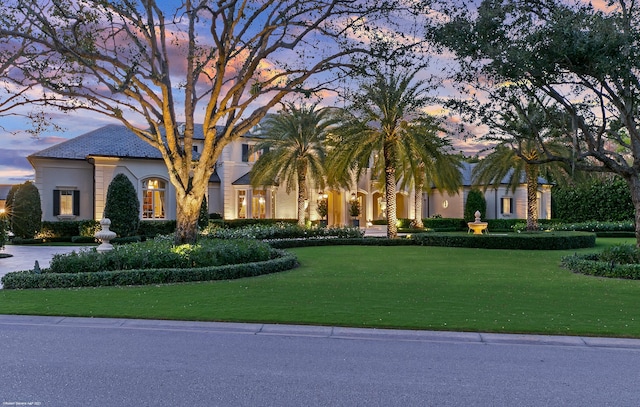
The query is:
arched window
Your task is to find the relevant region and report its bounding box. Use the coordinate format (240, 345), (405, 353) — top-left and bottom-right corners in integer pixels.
(142, 178), (166, 219)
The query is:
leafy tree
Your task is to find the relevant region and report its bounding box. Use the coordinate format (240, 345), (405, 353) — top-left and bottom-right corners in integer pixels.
(328, 69), (444, 238)
(0, 0), (416, 244)
(0, 211), (8, 250)
(464, 189), (486, 223)
(11, 181), (42, 239)
(198, 196), (209, 230)
(103, 174), (140, 237)
(472, 100), (575, 230)
(250, 103), (339, 227)
(430, 0), (640, 244)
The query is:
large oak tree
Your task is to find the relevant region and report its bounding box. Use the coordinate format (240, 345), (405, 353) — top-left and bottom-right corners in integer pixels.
(0, 0), (419, 243)
(430, 0), (640, 244)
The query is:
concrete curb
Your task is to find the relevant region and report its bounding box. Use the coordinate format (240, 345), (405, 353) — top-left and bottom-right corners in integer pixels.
(2, 314), (640, 349)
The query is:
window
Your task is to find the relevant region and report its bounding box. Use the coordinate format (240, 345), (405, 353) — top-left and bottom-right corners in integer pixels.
(501, 197), (514, 215)
(237, 190), (247, 218)
(241, 144), (264, 163)
(252, 190), (266, 219)
(53, 189), (80, 217)
(142, 178), (166, 219)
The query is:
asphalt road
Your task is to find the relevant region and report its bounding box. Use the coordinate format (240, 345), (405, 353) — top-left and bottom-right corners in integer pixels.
(1, 316), (640, 407)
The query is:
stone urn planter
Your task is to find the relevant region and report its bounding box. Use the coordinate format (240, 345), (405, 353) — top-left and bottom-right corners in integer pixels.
(95, 218), (117, 252)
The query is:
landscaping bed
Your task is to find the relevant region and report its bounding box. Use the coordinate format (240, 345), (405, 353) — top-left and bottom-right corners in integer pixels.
(1, 238), (298, 289)
(561, 243), (640, 280)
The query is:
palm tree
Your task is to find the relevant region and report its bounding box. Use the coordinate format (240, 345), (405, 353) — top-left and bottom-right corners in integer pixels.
(328, 70), (448, 238)
(250, 102), (339, 227)
(397, 122), (463, 228)
(473, 101), (574, 231)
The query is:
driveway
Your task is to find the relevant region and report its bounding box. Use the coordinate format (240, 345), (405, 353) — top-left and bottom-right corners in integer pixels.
(0, 245), (89, 280)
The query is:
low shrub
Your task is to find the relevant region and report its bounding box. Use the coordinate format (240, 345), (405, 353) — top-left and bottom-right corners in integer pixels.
(39, 220), (100, 239)
(423, 218), (466, 231)
(46, 238), (272, 274)
(222, 218), (298, 228)
(561, 246), (640, 280)
(71, 236), (97, 244)
(267, 237), (417, 249)
(1, 249), (297, 289)
(111, 236), (142, 245)
(515, 220), (634, 233)
(202, 222), (364, 240)
(11, 238), (44, 245)
(411, 231), (596, 250)
(599, 244), (640, 264)
(137, 220), (177, 237)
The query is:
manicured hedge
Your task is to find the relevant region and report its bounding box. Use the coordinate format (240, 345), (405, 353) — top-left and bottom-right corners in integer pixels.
(1, 249), (297, 289)
(137, 220), (177, 237)
(411, 232), (596, 250)
(560, 254), (640, 280)
(553, 176), (634, 222)
(267, 237), (417, 249)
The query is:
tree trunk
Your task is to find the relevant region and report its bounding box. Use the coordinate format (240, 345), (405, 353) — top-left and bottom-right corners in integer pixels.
(297, 161), (307, 227)
(413, 184), (424, 229)
(626, 175), (640, 247)
(175, 190), (203, 245)
(384, 140), (398, 239)
(413, 169), (425, 229)
(526, 166), (539, 231)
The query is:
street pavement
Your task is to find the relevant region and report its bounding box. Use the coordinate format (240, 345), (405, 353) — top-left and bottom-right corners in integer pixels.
(1, 316), (640, 407)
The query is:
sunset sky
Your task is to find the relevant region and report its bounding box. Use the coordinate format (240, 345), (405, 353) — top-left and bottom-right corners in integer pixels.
(0, 0), (611, 185)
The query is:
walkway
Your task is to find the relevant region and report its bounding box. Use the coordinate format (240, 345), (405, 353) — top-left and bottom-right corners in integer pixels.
(0, 245), (89, 280)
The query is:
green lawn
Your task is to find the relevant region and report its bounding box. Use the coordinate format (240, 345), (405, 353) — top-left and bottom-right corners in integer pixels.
(1, 238), (640, 338)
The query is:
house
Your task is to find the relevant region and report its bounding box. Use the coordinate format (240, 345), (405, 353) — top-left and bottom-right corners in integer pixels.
(28, 124), (552, 226)
(425, 162), (553, 221)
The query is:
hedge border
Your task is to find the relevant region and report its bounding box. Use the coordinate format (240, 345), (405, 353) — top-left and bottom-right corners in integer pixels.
(267, 232), (596, 250)
(1, 249), (298, 290)
(411, 232), (596, 250)
(560, 253), (640, 280)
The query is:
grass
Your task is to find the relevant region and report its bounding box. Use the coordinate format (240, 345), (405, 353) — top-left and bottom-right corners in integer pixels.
(1, 238), (640, 338)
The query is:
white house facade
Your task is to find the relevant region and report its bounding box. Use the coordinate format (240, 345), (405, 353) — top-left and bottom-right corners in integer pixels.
(28, 124), (552, 226)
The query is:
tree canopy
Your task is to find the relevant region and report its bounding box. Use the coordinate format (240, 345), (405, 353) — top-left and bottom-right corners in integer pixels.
(328, 69), (454, 238)
(430, 0), (640, 243)
(0, 0), (422, 243)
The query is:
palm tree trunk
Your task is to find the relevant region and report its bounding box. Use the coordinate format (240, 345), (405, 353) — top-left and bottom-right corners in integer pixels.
(297, 160), (307, 227)
(384, 140), (398, 238)
(526, 165), (539, 231)
(413, 184), (424, 229)
(413, 167), (425, 228)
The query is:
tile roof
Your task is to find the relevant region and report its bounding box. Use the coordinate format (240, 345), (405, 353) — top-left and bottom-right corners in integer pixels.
(29, 124), (164, 160)
(28, 124), (217, 161)
(460, 162), (550, 186)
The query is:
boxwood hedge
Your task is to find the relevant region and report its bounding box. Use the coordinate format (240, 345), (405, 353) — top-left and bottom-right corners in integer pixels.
(411, 232), (596, 250)
(2, 249), (297, 289)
